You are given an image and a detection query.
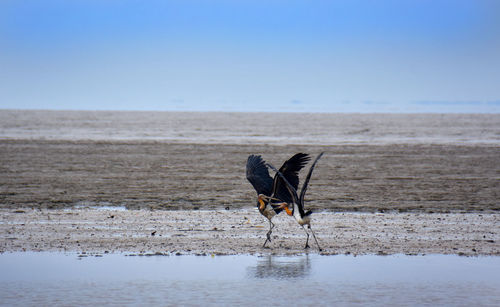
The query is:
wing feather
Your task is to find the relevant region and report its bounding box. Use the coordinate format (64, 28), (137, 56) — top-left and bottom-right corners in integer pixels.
(299, 152), (324, 205)
(272, 153), (310, 203)
(246, 155), (273, 196)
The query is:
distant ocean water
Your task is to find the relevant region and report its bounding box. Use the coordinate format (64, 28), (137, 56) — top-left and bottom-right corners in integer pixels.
(0, 109), (499, 145)
(3, 100), (500, 113)
(165, 100), (500, 114)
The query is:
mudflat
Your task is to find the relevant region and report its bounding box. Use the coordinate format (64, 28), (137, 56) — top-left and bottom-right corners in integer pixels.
(0, 110), (499, 255)
(1, 140), (498, 213)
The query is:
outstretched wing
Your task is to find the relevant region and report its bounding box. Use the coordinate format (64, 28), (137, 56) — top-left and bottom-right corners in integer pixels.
(272, 153), (310, 203)
(246, 155), (273, 196)
(266, 162), (300, 208)
(299, 152), (324, 205)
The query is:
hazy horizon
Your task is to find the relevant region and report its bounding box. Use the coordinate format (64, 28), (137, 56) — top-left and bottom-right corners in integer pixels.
(2, 100), (500, 114)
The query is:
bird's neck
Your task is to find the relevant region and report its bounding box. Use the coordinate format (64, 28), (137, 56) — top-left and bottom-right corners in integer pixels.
(293, 202), (304, 218)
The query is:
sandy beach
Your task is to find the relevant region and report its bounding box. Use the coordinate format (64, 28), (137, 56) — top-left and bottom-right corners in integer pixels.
(1, 110), (499, 255)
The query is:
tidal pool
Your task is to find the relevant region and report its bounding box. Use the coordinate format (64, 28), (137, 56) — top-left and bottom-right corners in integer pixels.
(1, 253), (499, 306)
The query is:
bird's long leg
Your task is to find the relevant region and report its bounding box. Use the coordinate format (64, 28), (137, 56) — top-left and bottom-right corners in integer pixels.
(301, 225), (310, 249)
(309, 225), (322, 251)
(262, 236), (269, 248)
(263, 220), (275, 248)
(267, 220), (275, 241)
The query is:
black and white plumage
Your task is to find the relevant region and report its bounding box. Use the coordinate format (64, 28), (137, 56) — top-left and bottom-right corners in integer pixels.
(246, 153), (310, 247)
(267, 152), (324, 251)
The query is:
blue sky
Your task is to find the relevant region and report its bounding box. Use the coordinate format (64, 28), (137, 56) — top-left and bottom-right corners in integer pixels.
(1, 0), (499, 112)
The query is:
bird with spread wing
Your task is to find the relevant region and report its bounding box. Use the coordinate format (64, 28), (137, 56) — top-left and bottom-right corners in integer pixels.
(266, 152), (324, 251)
(246, 153), (310, 247)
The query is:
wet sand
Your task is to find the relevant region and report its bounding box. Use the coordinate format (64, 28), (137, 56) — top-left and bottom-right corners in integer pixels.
(0, 110), (499, 255)
(1, 140), (499, 213)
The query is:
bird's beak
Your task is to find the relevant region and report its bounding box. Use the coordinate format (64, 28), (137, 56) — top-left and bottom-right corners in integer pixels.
(258, 198), (266, 211)
(278, 202), (293, 216)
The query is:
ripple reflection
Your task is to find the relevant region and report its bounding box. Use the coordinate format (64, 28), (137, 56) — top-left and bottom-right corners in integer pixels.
(247, 255), (311, 279)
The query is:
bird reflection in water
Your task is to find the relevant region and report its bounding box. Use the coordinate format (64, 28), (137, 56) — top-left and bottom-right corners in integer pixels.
(247, 255), (311, 279)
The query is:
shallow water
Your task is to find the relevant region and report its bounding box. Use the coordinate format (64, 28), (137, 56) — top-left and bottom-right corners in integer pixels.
(1, 253), (499, 306)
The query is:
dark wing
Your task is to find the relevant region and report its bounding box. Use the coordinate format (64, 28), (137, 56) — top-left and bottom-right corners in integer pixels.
(266, 162), (301, 213)
(246, 155), (273, 196)
(271, 153), (310, 203)
(299, 152), (324, 205)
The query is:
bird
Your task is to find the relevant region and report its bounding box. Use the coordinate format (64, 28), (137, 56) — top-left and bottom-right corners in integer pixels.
(246, 153), (310, 247)
(266, 152), (324, 251)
